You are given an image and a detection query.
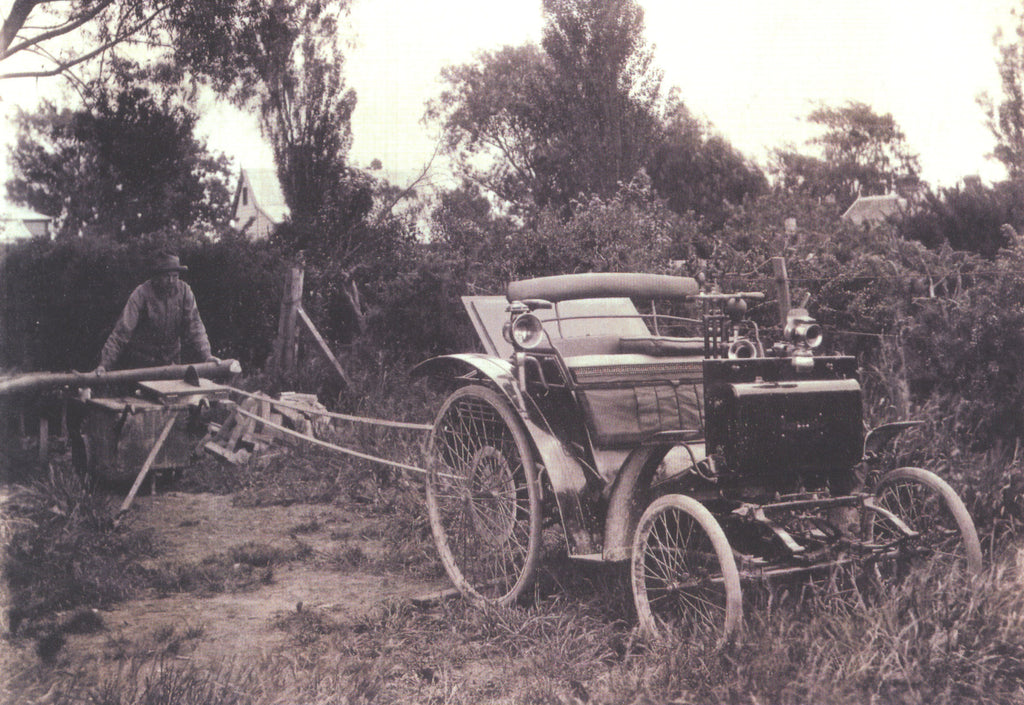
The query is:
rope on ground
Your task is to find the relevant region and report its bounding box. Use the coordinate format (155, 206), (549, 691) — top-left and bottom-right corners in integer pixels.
(226, 386), (433, 431)
(231, 404), (453, 479)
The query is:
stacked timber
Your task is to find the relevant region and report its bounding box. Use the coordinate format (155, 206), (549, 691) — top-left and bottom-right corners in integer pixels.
(203, 392), (329, 465)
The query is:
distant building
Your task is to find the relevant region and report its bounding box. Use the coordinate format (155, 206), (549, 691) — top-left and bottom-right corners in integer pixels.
(0, 205), (51, 253)
(232, 167), (290, 239)
(841, 194), (908, 228)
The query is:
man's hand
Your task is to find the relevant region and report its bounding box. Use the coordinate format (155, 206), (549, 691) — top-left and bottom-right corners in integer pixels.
(93, 365), (106, 374)
(205, 356), (221, 365)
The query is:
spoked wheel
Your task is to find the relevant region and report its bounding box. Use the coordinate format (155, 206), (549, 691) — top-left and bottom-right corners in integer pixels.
(425, 385), (542, 607)
(631, 494), (742, 643)
(869, 467), (983, 578)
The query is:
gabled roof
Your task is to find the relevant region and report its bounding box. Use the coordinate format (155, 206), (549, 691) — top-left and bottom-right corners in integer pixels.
(841, 194), (907, 227)
(234, 167), (290, 224)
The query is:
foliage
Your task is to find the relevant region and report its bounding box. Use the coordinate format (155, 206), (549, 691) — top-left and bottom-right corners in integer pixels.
(773, 101), (921, 209)
(178, 232), (285, 370)
(365, 248), (480, 360)
(899, 178), (1024, 258)
(898, 245), (1024, 450)
(0, 232), (282, 372)
(979, 6), (1024, 181)
(0, 0), (309, 86)
(6, 83), (233, 240)
(429, 0), (667, 213)
(648, 102), (768, 230)
(504, 172), (697, 279)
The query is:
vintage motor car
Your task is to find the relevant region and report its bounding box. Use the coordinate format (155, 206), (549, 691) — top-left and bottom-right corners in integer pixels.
(412, 272), (982, 640)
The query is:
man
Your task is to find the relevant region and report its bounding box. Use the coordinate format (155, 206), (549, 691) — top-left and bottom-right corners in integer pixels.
(96, 252), (217, 372)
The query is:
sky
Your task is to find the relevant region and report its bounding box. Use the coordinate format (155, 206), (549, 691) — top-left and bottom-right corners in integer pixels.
(1, 0), (1020, 195)
(248, 0), (1018, 189)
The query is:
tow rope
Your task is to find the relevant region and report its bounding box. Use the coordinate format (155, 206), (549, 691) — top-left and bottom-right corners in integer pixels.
(227, 386), (433, 431)
(223, 386), (451, 479)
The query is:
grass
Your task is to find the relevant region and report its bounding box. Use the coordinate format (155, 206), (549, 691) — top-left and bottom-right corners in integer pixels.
(3, 462), (159, 631)
(6, 484), (1024, 704)
(5, 373), (1024, 704)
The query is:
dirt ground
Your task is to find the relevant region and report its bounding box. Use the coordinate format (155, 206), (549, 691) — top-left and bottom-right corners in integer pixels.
(1, 485), (449, 694)
(74, 491), (445, 662)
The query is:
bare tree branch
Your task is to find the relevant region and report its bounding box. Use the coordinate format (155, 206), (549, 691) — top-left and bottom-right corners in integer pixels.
(0, 0), (38, 58)
(0, 1), (168, 81)
(3, 0), (117, 60)
(373, 138), (443, 227)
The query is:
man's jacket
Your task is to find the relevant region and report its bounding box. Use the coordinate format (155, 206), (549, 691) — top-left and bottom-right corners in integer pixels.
(99, 279), (211, 369)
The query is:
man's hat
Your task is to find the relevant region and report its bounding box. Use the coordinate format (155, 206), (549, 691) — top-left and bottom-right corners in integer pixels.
(150, 252), (188, 274)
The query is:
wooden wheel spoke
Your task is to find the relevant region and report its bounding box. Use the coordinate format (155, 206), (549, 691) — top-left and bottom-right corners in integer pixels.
(426, 386), (542, 607)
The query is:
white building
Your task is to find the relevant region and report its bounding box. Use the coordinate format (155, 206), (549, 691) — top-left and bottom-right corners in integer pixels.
(0, 205), (51, 252)
(231, 167), (290, 239)
(841, 194), (908, 228)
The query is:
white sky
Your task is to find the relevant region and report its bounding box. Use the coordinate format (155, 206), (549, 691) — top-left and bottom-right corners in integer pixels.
(1, 0), (1019, 193)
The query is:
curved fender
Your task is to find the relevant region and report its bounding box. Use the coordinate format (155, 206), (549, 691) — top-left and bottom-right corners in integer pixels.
(412, 354), (601, 556)
(863, 420), (923, 460)
(411, 353), (519, 401)
(602, 444), (673, 561)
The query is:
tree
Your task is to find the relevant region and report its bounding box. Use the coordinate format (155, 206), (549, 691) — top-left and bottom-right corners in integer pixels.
(540, 0), (664, 201)
(0, 0), (275, 84)
(1, 0), (162, 80)
(429, 0), (667, 213)
(169, 0), (369, 236)
(979, 8), (1024, 180)
(773, 101), (921, 208)
(430, 0), (763, 227)
(648, 102), (767, 229)
(898, 179), (1024, 258)
(6, 83), (232, 240)
(255, 15), (361, 226)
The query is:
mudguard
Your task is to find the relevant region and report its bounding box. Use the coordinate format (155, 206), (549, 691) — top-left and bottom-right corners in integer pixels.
(601, 443), (673, 561)
(412, 353), (603, 556)
(411, 354), (522, 407)
(863, 421), (923, 459)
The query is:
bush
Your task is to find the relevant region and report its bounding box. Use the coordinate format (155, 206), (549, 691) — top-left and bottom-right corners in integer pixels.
(0, 231), (284, 372)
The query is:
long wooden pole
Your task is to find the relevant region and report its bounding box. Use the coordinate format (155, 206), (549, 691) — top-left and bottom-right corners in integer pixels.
(0, 359), (242, 397)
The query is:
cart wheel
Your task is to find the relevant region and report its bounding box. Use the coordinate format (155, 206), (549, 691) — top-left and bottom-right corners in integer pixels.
(631, 494), (742, 643)
(869, 467), (982, 577)
(425, 384), (541, 607)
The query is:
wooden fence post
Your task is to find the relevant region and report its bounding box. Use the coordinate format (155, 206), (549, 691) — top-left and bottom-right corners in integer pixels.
(274, 266), (304, 378)
(772, 256), (791, 326)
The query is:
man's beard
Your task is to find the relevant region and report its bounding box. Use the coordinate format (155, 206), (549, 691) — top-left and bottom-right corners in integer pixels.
(153, 279), (176, 297)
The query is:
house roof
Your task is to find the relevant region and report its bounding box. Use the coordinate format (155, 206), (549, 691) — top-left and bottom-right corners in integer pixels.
(0, 205), (52, 223)
(236, 167), (290, 224)
(0, 205), (51, 243)
(841, 194), (907, 226)
(0, 218), (35, 243)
